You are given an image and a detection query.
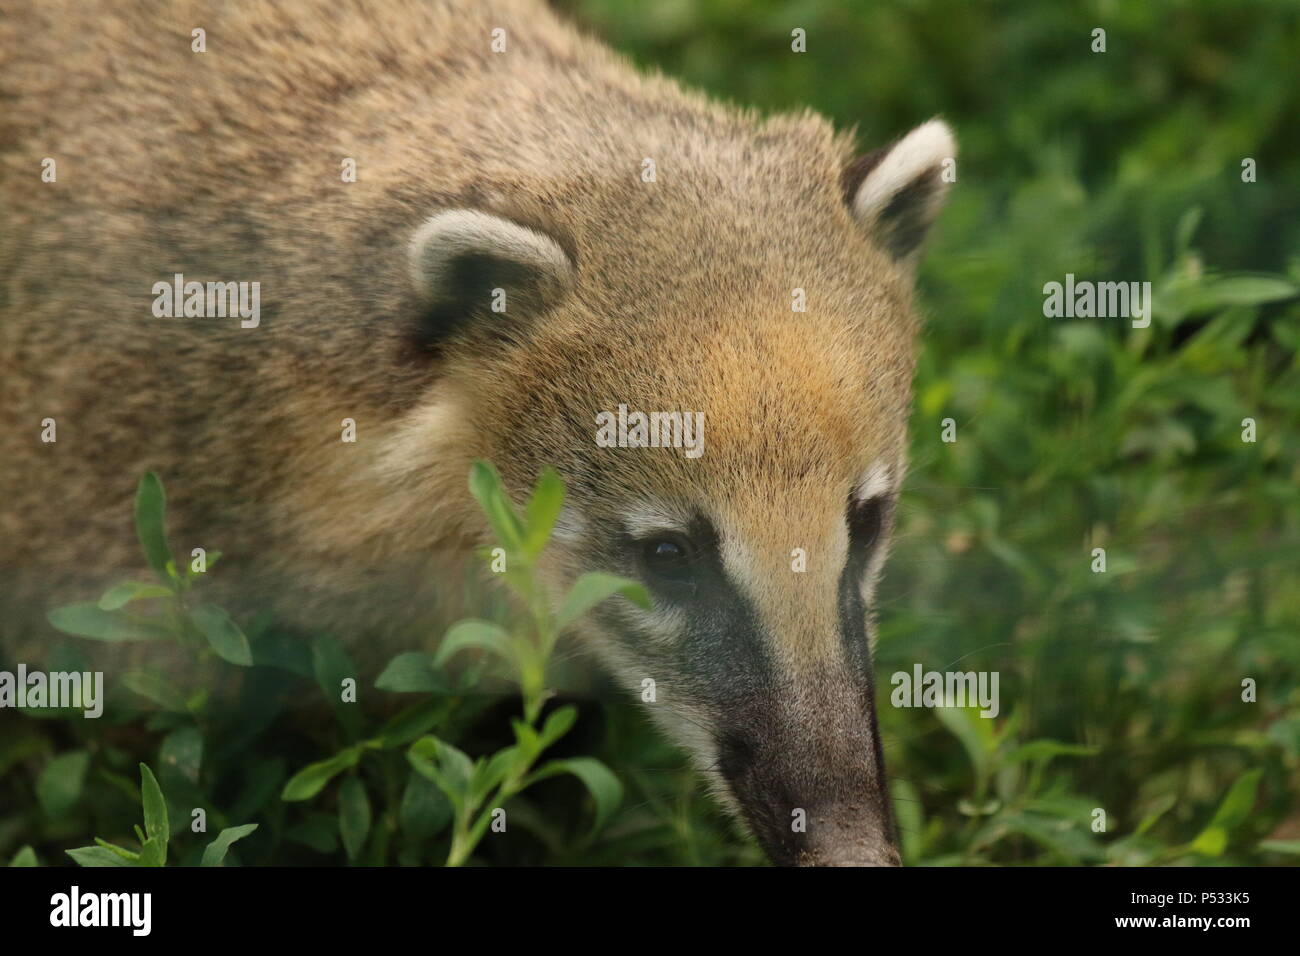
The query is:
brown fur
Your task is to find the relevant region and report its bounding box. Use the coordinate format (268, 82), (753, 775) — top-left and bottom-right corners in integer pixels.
(1, 0), (912, 632)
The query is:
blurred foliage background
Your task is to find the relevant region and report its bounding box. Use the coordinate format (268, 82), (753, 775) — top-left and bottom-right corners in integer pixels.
(3, 0), (1298, 866)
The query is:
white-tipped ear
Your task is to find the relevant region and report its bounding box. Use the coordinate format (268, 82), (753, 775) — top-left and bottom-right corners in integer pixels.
(406, 210), (573, 347)
(846, 119), (956, 270)
(409, 210), (572, 298)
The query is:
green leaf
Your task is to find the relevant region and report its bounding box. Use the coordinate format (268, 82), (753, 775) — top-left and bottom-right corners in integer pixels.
(1198, 275), (1297, 307)
(36, 750), (90, 817)
(1005, 740), (1097, 765)
(470, 747), (522, 805)
(408, 737), (475, 812)
(1205, 768), (1264, 831)
(200, 824), (259, 867)
(99, 581), (174, 610)
(281, 747), (362, 802)
(556, 572), (651, 630)
(121, 670), (190, 712)
(1173, 206), (1203, 255)
(1190, 769), (1263, 857)
(67, 846), (138, 867)
(373, 699), (451, 749)
(190, 603), (253, 666)
(312, 635), (361, 740)
(469, 460), (525, 552)
(524, 757), (623, 834)
(46, 603), (168, 642)
(1158, 273), (1299, 326)
(538, 705), (578, 751)
(338, 777), (372, 861)
(512, 718), (541, 755)
(9, 846), (38, 867)
(228, 756), (286, 822)
(248, 625), (313, 675)
(135, 471), (174, 583)
(991, 811), (1105, 863)
(522, 467), (565, 556)
(159, 725), (203, 784)
(934, 705), (995, 787)
(434, 619), (517, 669)
(1135, 793), (1178, 836)
(95, 838), (142, 862)
(434, 740), (476, 791)
(891, 777), (924, 866)
(399, 772), (453, 841)
(1190, 827), (1228, 857)
(374, 651), (446, 693)
(137, 763), (169, 866)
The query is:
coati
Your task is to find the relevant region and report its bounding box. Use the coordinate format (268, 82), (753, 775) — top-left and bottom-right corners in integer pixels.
(0, 0), (956, 865)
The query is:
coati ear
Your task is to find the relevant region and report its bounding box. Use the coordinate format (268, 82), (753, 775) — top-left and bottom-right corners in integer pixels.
(844, 119), (956, 272)
(407, 210), (573, 347)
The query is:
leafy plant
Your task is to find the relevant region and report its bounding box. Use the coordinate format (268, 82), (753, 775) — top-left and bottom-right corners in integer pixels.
(47, 471), (250, 667)
(299, 461), (649, 866)
(66, 763), (257, 867)
(407, 467), (645, 865)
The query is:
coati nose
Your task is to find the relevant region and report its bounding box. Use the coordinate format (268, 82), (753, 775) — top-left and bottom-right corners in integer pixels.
(794, 805), (902, 867)
(716, 731), (901, 867)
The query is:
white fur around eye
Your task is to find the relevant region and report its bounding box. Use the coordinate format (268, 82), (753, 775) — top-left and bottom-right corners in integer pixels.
(550, 504), (588, 544)
(621, 501), (694, 538)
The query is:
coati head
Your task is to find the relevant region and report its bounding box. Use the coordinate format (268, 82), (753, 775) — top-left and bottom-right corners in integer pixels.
(400, 119), (956, 866)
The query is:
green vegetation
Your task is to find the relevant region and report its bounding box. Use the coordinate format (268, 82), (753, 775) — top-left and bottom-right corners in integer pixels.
(9, 468), (651, 867)
(4, 0), (1298, 866)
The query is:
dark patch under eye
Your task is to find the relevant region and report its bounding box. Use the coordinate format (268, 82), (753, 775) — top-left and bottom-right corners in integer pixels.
(840, 493), (890, 685)
(623, 514), (722, 603)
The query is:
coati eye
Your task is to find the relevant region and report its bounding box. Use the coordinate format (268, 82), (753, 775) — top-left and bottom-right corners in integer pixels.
(848, 496), (885, 553)
(636, 534), (698, 595)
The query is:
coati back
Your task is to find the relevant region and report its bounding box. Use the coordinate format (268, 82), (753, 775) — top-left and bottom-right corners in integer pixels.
(0, 0), (956, 864)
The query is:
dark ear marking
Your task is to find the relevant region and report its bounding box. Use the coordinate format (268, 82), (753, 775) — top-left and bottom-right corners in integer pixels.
(406, 209), (573, 350)
(845, 119), (956, 271)
(415, 253), (544, 346)
(841, 147), (889, 205)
